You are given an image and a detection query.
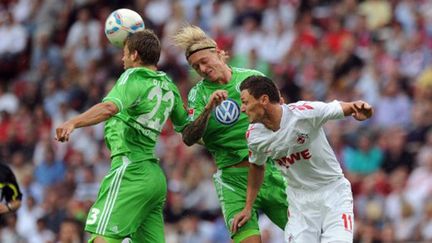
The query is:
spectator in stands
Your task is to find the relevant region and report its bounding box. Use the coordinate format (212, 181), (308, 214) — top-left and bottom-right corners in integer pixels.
(343, 131), (383, 176)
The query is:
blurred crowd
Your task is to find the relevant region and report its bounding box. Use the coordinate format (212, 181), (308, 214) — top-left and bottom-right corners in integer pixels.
(0, 0), (432, 242)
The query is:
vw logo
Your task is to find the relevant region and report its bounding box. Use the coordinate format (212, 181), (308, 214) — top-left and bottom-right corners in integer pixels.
(214, 99), (240, 125)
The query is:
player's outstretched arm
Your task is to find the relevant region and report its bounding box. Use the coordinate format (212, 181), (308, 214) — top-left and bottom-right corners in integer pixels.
(231, 163), (265, 233)
(55, 101), (118, 142)
(182, 90), (228, 146)
(340, 100), (374, 121)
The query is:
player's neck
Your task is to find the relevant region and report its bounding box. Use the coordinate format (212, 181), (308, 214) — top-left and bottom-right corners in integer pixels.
(144, 65), (157, 71)
(216, 65), (232, 84)
(263, 104), (283, 132)
(135, 62), (157, 71)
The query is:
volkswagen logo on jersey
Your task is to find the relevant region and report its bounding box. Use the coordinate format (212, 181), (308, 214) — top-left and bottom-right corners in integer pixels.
(215, 99), (240, 125)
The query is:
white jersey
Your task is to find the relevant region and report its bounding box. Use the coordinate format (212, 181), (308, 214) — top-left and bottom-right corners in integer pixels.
(247, 101), (345, 190)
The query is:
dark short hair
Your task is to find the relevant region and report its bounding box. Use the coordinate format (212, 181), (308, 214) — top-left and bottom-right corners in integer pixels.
(125, 29), (161, 66)
(240, 76), (280, 103)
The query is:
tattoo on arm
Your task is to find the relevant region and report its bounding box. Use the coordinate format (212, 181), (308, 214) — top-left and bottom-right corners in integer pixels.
(182, 107), (212, 146)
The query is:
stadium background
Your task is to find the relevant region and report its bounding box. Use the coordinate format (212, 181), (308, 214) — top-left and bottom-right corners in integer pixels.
(1, 0), (432, 242)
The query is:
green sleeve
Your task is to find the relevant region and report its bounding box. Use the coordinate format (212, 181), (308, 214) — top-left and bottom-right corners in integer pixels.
(186, 84), (206, 122)
(170, 86), (189, 132)
(103, 71), (141, 111)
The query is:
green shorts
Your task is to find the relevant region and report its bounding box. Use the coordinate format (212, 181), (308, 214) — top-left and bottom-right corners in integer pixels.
(85, 156), (167, 243)
(213, 163), (288, 242)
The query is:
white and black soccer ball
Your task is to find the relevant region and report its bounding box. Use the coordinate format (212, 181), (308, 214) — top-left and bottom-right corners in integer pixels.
(104, 8), (145, 48)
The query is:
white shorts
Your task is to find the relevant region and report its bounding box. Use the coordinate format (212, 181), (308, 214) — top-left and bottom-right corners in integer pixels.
(284, 177), (354, 243)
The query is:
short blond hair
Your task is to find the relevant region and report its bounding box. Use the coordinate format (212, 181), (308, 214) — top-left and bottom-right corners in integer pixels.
(172, 25), (218, 58)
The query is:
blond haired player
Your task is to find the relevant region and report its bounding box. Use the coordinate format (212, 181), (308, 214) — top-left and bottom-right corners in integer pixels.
(173, 26), (289, 243)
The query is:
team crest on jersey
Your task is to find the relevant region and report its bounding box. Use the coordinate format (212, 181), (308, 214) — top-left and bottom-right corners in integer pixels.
(215, 99), (240, 125)
(296, 133), (309, 144)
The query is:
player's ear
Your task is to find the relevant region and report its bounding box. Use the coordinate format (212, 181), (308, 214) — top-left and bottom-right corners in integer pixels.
(132, 50), (139, 61)
(278, 90), (285, 104)
(260, 95), (269, 105)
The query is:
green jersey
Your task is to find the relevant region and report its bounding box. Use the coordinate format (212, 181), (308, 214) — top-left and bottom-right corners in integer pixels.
(103, 67), (188, 162)
(187, 67), (263, 169)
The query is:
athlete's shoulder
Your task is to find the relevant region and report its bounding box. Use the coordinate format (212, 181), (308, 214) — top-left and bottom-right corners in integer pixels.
(192, 80), (205, 90)
(160, 74), (179, 88)
(117, 68), (139, 83)
(0, 162), (14, 177)
(118, 67), (158, 85)
(127, 67), (168, 78)
(285, 101), (322, 117)
(0, 162), (11, 171)
(187, 80), (205, 103)
(232, 67), (264, 76)
(189, 79), (208, 93)
(246, 123), (267, 143)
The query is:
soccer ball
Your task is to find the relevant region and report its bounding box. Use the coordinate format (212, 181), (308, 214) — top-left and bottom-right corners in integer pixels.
(104, 8), (145, 48)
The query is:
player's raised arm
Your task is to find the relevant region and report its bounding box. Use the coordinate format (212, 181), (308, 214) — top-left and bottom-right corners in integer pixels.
(182, 90), (228, 146)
